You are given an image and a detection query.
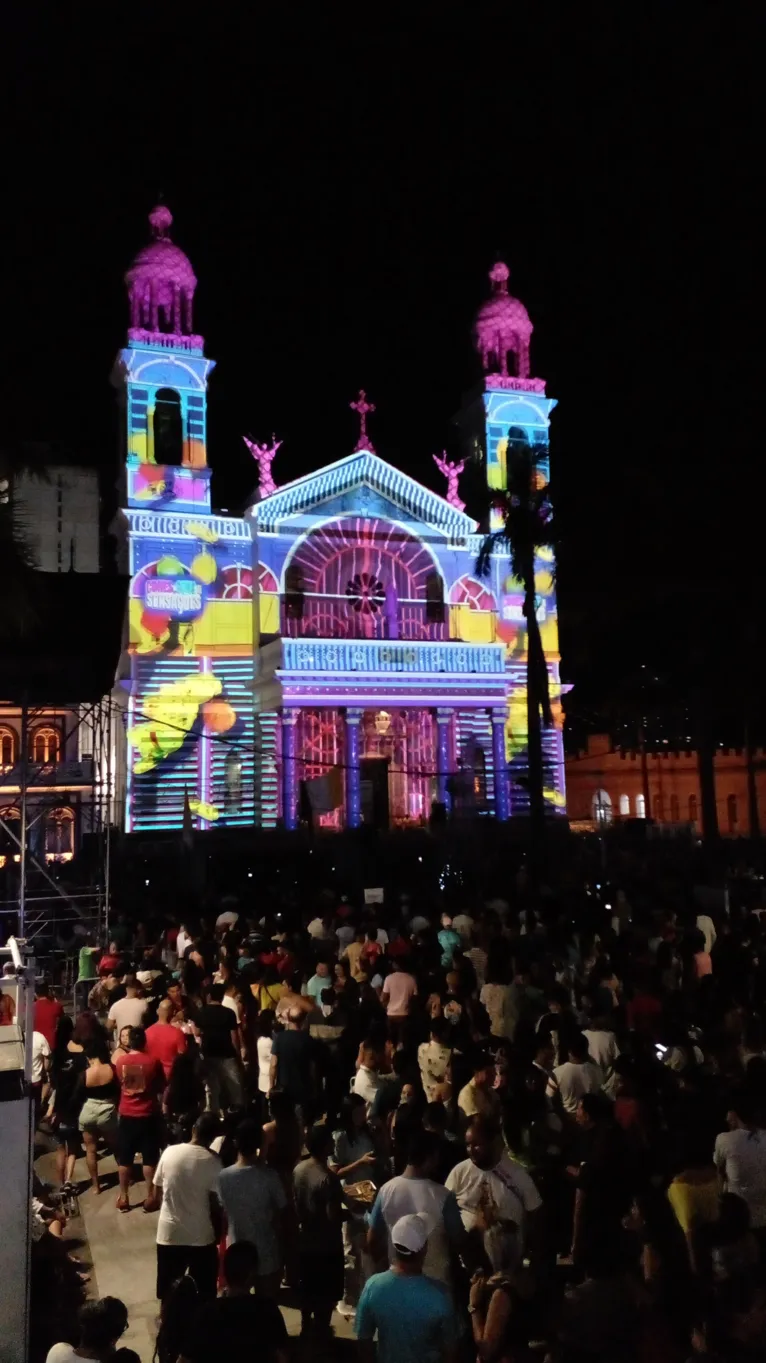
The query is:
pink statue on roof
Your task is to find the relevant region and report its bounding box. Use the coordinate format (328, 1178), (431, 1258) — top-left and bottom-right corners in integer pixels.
(243, 435), (282, 498)
(432, 451), (466, 512)
(473, 261), (533, 378)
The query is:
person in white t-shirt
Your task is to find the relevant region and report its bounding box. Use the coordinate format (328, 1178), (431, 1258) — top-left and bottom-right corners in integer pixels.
(446, 1116), (542, 1268)
(175, 923), (192, 960)
(150, 1111), (222, 1301)
(107, 976), (148, 1039)
(548, 1034), (605, 1115)
(582, 1015), (620, 1094)
(696, 913), (717, 955)
(367, 1130), (465, 1286)
(713, 1091), (766, 1229)
(46, 1296), (130, 1363)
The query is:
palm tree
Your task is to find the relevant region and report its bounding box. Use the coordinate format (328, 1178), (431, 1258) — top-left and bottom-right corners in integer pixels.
(477, 435), (554, 874)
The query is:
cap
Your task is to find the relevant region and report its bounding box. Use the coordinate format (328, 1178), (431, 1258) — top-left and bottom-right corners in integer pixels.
(391, 1213), (430, 1256)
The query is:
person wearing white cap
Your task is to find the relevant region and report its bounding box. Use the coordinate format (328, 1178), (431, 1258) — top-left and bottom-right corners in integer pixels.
(366, 1130), (464, 1288)
(356, 1213), (456, 1363)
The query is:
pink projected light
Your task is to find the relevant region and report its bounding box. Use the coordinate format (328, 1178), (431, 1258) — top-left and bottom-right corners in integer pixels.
(243, 435), (282, 498)
(126, 204), (198, 337)
(432, 451), (466, 511)
(473, 261), (533, 379)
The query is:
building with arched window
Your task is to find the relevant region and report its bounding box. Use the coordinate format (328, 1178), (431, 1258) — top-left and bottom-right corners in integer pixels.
(117, 208), (567, 831)
(566, 734), (766, 837)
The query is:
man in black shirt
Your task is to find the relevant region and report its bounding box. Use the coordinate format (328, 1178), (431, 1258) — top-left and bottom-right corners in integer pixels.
(180, 1241), (288, 1363)
(195, 983), (244, 1112)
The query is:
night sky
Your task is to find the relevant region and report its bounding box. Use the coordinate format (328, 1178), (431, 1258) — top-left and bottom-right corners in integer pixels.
(5, 12), (763, 739)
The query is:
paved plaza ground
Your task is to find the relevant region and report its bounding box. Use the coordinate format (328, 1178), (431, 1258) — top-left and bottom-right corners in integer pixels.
(36, 1144), (356, 1362)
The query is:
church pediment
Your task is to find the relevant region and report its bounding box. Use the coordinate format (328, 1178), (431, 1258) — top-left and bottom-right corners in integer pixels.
(251, 449), (476, 537)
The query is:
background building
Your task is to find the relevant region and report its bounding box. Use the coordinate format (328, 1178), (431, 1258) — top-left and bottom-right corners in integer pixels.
(0, 453), (112, 873)
(12, 464), (99, 573)
(566, 733), (766, 836)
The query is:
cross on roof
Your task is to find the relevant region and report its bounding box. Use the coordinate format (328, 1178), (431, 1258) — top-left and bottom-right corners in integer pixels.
(350, 389), (376, 453)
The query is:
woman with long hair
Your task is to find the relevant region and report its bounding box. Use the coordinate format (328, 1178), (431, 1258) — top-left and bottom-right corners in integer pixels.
(47, 1016), (87, 1189)
(153, 1273), (198, 1363)
(78, 1037), (119, 1194)
(163, 1051), (205, 1144)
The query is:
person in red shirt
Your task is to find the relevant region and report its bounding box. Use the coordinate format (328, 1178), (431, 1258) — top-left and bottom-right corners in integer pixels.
(34, 981), (64, 1047)
(98, 942), (123, 977)
(113, 1026), (165, 1212)
(146, 998), (187, 1078)
(625, 971), (663, 1040)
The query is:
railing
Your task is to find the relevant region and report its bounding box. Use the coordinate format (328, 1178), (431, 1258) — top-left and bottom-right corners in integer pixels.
(281, 638), (507, 675)
(0, 758), (94, 786)
(282, 599), (448, 642)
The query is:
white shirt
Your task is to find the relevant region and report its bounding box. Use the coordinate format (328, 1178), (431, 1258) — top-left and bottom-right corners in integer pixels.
(336, 924), (355, 948)
(418, 1040), (452, 1101)
(46, 1347), (80, 1363)
(215, 910), (239, 928)
(446, 1154), (542, 1253)
(257, 1035), (273, 1094)
(31, 1031), (51, 1084)
(582, 1029), (620, 1073)
(548, 1059), (605, 1114)
(714, 1128), (766, 1227)
(107, 995), (148, 1035)
(176, 929), (192, 959)
(353, 1064), (381, 1111)
(153, 1142), (221, 1246)
(409, 914), (430, 935)
(372, 1174), (455, 1284)
(696, 914), (717, 954)
(451, 913), (475, 943)
(307, 917), (332, 939)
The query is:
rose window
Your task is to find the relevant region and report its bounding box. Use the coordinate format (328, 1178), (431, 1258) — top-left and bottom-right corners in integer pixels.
(345, 572), (384, 615)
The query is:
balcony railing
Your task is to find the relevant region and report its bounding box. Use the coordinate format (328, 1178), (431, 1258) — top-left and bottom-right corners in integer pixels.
(282, 598), (448, 642)
(0, 758), (94, 787)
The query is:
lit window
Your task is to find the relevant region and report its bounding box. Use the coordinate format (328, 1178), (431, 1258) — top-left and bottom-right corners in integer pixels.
(592, 789), (613, 825)
(619, 794), (630, 817)
(45, 807), (75, 861)
(0, 727), (16, 767)
(30, 727), (61, 764)
(635, 794), (646, 818)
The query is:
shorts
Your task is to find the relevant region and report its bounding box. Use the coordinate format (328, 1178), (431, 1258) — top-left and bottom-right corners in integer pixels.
(79, 1097), (118, 1135)
(117, 1114), (161, 1167)
(54, 1122), (82, 1150)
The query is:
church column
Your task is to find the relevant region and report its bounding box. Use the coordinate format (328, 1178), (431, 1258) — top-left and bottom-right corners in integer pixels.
(491, 707), (510, 821)
(435, 708), (452, 808)
(281, 710), (299, 830)
(345, 708), (363, 828)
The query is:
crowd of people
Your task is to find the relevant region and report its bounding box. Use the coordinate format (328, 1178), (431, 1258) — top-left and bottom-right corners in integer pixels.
(23, 871), (766, 1362)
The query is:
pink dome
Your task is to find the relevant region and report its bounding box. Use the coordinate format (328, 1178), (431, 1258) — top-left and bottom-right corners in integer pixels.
(473, 260), (533, 379)
(125, 205), (197, 336)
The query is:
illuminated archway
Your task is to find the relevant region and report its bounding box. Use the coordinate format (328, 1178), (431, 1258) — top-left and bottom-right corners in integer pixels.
(282, 517), (447, 640)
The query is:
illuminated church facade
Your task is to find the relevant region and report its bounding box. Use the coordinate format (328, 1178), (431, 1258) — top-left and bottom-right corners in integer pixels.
(114, 210), (565, 833)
